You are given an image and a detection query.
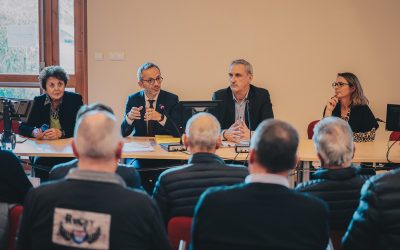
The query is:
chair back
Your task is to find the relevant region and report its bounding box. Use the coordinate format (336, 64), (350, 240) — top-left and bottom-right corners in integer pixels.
(7, 205), (23, 250)
(389, 131), (400, 141)
(168, 216), (193, 250)
(0, 119), (20, 134)
(307, 120), (320, 139)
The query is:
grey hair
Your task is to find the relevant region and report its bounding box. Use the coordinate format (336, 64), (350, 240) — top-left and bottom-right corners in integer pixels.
(74, 110), (122, 160)
(230, 59), (253, 75)
(137, 62), (160, 81)
(312, 117), (354, 167)
(185, 112), (221, 151)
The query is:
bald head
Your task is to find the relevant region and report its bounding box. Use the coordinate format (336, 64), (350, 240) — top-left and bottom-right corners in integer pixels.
(184, 112), (221, 152)
(74, 110), (122, 161)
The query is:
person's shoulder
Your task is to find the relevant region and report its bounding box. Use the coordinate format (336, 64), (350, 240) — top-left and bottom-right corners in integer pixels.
(63, 91), (82, 99)
(204, 182), (247, 199)
(367, 168), (400, 191)
(292, 189), (328, 210)
(0, 149), (18, 160)
(213, 87), (230, 97)
(250, 84), (270, 96)
(160, 89), (177, 96)
(157, 164), (191, 181)
(126, 90), (143, 100)
(33, 93), (47, 102)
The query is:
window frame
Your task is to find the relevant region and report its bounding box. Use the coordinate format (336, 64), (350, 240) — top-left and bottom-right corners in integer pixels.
(0, 0), (88, 103)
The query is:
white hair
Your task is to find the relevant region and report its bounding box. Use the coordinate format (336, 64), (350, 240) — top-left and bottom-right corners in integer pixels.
(312, 117), (354, 167)
(185, 112), (221, 151)
(74, 110), (121, 160)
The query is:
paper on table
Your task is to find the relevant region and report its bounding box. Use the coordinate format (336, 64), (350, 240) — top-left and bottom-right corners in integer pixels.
(123, 141), (154, 152)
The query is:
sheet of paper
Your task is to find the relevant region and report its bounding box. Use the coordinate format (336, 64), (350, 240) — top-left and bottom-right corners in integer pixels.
(123, 141), (154, 152)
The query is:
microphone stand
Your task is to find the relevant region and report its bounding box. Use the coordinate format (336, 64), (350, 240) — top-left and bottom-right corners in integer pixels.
(158, 104), (186, 152)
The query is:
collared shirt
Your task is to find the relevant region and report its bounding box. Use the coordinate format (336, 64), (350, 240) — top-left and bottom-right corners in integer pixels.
(232, 90), (249, 122)
(67, 169), (126, 188)
(245, 173), (290, 188)
(126, 92), (167, 126)
(44, 94), (63, 125)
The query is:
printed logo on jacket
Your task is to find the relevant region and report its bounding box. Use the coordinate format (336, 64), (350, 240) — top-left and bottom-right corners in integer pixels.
(52, 207), (111, 249)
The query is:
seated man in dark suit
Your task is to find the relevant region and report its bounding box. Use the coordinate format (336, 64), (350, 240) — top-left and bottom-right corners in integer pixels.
(296, 117), (369, 231)
(152, 112), (248, 225)
(120, 62), (182, 192)
(17, 107), (170, 250)
(212, 59), (273, 143)
(342, 168), (400, 249)
(121, 62), (180, 139)
(192, 119), (329, 250)
(49, 103), (142, 189)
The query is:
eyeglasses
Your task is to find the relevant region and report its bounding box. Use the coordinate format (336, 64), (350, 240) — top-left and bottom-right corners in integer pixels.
(141, 76), (163, 85)
(332, 82), (351, 88)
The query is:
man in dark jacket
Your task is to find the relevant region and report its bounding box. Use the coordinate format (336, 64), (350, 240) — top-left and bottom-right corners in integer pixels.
(17, 108), (170, 250)
(192, 119), (329, 250)
(296, 117), (368, 230)
(342, 168), (400, 250)
(152, 112), (248, 224)
(212, 59), (273, 143)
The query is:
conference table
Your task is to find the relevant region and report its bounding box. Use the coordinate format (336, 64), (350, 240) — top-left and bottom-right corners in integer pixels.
(12, 136), (400, 186)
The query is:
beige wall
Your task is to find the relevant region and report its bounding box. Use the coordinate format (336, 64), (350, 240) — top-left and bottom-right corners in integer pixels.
(87, 0), (400, 139)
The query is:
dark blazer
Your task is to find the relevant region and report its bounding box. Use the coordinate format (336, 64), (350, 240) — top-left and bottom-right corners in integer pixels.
(152, 153), (248, 224)
(19, 91), (83, 138)
(49, 159), (142, 189)
(192, 182), (329, 250)
(324, 104), (379, 134)
(342, 168), (400, 250)
(0, 150), (32, 204)
(121, 90), (180, 137)
(296, 165), (369, 230)
(212, 84), (274, 130)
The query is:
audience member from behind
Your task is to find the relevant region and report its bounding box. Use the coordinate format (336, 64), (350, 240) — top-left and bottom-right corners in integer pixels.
(296, 117), (369, 230)
(49, 103), (142, 189)
(17, 109), (171, 250)
(19, 65), (83, 180)
(153, 112), (248, 224)
(342, 167), (400, 249)
(212, 59), (274, 143)
(0, 150), (32, 204)
(192, 119), (329, 250)
(323, 72), (378, 142)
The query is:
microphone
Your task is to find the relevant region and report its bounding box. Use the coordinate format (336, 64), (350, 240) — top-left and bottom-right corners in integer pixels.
(158, 104), (185, 152)
(235, 99), (251, 153)
(246, 99), (252, 144)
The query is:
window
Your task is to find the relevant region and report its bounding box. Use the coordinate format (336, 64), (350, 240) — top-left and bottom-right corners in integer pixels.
(0, 0), (87, 102)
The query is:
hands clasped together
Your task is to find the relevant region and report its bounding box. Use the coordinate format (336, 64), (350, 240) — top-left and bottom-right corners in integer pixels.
(224, 120), (251, 143)
(32, 128), (63, 140)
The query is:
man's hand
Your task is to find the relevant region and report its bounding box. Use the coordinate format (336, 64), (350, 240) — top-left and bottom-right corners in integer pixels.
(42, 128), (63, 140)
(223, 121), (242, 143)
(127, 106), (143, 121)
(144, 108), (162, 122)
(237, 120), (250, 141)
